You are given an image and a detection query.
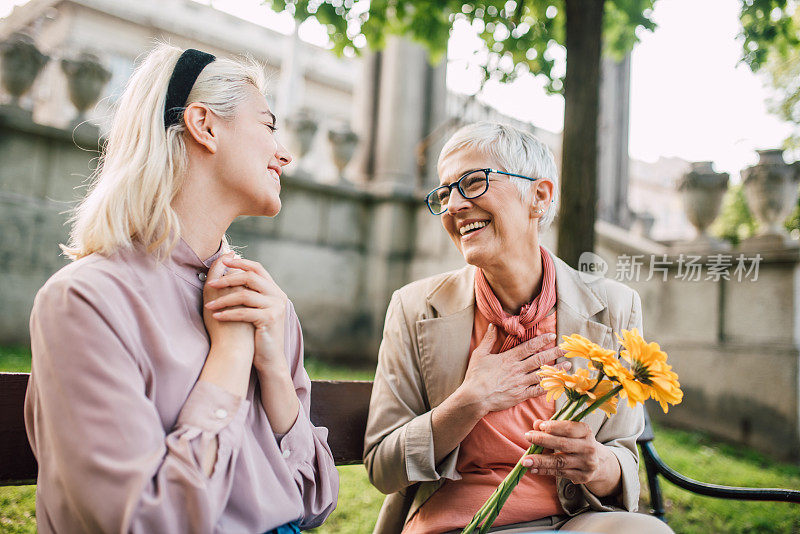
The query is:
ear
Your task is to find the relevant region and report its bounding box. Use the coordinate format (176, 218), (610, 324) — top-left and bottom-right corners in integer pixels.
(183, 103), (218, 154)
(530, 179), (555, 217)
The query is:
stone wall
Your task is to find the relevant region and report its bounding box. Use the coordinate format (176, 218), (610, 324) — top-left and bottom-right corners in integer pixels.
(0, 108), (95, 344)
(0, 106), (466, 363)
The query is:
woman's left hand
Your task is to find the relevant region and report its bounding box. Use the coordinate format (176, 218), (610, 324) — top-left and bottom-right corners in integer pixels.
(521, 419), (621, 496)
(203, 256), (288, 374)
(204, 255), (300, 433)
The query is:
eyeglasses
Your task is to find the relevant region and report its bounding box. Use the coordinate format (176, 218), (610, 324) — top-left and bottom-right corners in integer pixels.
(425, 168), (538, 215)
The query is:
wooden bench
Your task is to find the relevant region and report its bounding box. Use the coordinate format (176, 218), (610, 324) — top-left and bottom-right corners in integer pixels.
(2, 373), (798, 525)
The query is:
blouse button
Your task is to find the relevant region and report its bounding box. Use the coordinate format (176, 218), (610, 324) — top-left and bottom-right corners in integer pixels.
(214, 408), (228, 420)
(198, 272), (207, 282)
(282, 449), (291, 459)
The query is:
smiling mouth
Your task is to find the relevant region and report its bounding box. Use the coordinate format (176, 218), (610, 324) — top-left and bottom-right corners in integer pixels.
(459, 220), (489, 236)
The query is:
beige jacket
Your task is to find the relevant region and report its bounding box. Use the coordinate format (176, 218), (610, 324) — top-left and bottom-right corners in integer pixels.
(363, 249), (645, 534)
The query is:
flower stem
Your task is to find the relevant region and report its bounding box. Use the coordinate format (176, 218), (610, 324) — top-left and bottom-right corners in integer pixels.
(588, 372), (606, 393)
(563, 396), (586, 420)
(572, 386), (623, 422)
(462, 398), (572, 534)
(463, 386), (625, 533)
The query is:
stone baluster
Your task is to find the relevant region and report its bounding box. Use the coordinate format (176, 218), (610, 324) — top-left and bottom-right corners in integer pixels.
(0, 33), (49, 112)
(60, 52), (111, 127)
(328, 125), (359, 182)
(740, 149), (800, 250)
(677, 161), (730, 250)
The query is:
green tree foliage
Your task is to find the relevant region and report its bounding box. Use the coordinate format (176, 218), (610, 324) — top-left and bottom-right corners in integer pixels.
(710, 184), (758, 246)
(785, 195), (800, 233)
(743, 1), (800, 152)
(710, 184), (800, 245)
(739, 0), (800, 72)
(264, 0), (657, 92)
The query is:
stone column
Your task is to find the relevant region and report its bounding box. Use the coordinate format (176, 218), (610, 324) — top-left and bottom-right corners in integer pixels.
(275, 26), (304, 121)
(597, 53), (632, 228)
(357, 37), (449, 358)
(349, 50), (381, 184)
(372, 36), (446, 190)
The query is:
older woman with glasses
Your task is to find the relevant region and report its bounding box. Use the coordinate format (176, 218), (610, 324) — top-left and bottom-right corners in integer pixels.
(363, 122), (672, 534)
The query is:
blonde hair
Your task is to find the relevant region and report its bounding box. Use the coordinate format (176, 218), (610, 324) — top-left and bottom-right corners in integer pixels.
(62, 43), (268, 261)
(438, 121), (560, 231)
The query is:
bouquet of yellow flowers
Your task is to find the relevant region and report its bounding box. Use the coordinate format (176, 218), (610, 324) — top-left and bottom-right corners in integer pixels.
(462, 329), (683, 534)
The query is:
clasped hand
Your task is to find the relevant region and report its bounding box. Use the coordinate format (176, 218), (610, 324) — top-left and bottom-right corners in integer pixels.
(202, 252), (288, 372)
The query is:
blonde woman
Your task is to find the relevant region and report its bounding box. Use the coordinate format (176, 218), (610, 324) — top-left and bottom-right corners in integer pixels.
(24, 45), (338, 533)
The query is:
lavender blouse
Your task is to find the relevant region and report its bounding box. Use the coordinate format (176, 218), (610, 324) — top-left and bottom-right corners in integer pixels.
(24, 239), (338, 533)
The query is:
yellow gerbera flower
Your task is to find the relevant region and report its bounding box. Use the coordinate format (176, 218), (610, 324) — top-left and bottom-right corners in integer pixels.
(537, 365), (593, 402)
(586, 380), (619, 415)
(647, 360), (683, 413)
(561, 334), (628, 382)
(615, 328), (683, 413)
(560, 334), (601, 359)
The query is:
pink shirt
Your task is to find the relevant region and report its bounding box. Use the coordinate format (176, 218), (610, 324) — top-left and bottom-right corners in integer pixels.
(25, 239), (338, 533)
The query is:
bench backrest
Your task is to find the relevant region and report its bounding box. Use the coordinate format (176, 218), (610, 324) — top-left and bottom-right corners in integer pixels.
(0, 373), (652, 485)
(0, 373), (374, 485)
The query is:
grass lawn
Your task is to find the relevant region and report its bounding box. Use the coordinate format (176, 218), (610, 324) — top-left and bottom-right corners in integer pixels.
(2, 347), (800, 533)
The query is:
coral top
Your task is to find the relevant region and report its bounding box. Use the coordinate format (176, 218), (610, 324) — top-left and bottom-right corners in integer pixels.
(405, 252), (563, 533)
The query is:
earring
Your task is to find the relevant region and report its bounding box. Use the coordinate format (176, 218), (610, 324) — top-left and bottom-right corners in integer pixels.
(534, 207), (545, 214)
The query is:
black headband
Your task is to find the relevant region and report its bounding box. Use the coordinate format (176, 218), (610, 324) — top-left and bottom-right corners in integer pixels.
(163, 48), (216, 129)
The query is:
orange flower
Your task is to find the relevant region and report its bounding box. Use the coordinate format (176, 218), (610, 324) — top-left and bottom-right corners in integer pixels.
(560, 334), (629, 382)
(615, 329), (683, 413)
(586, 380), (619, 415)
(537, 365), (593, 402)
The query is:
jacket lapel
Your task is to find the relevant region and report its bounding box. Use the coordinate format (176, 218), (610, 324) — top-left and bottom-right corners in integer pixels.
(550, 249), (614, 433)
(416, 265), (476, 408)
(415, 250), (615, 435)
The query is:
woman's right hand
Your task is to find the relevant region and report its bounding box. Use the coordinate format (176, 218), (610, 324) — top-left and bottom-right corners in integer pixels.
(459, 325), (569, 415)
(203, 252), (256, 357)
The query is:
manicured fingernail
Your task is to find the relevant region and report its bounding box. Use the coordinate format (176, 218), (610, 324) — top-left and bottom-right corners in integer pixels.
(522, 459), (533, 467)
(563, 362), (572, 369)
(531, 468), (538, 473)
(547, 333), (556, 340)
(205, 301), (215, 308)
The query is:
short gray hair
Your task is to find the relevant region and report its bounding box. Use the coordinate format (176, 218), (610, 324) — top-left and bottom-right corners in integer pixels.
(437, 121), (559, 231)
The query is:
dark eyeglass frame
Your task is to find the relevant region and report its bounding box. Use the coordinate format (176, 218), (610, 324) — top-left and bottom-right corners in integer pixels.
(425, 168), (538, 215)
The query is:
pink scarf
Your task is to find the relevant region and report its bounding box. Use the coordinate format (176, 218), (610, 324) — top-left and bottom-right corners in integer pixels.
(475, 246), (557, 352)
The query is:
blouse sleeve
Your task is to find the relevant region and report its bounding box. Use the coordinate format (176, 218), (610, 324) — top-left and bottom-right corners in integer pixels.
(271, 302), (339, 529)
(25, 274), (249, 534)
